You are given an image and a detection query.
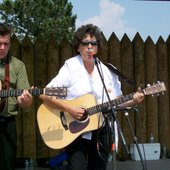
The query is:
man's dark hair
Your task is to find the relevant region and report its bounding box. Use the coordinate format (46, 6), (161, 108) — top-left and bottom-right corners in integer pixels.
(73, 24), (102, 53)
(0, 23), (13, 36)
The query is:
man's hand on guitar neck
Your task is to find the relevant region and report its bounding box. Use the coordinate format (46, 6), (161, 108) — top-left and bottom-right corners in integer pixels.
(118, 87), (144, 108)
(17, 89), (33, 108)
(133, 87), (145, 104)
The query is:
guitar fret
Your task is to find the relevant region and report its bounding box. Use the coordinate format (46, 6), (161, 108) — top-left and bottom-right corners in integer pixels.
(102, 102), (110, 111)
(10, 89), (17, 96)
(96, 104), (102, 112)
(3, 90), (6, 97)
(94, 106), (99, 113)
(88, 104), (100, 116)
(123, 94), (133, 102)
(3, 90), (8, 97)
(103, 102), (108, 108)
(123, 95), (129, 102)
(29, 89), (40, 95)
(0, 90), (4, 97)
(1, 90), (5, 97)
(115, 97), (123, 105)
(128, 93), (134, 101)
(88, 107), (94, 115)
(111, 100), (117, 107)
(93, 107), (97, 113)
(16, 90), (23, 96)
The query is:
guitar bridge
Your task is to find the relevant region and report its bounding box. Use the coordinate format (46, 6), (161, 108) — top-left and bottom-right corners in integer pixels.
(60, 111), (68, 130)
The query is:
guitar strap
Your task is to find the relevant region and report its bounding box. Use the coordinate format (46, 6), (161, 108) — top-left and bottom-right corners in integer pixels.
(104, 63), (135, 88)
(5, 55), (10, 89)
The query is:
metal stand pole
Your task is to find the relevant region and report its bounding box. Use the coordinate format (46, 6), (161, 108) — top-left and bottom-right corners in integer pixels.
(94, 57), (129, 170)
(124, 109), (147, 170)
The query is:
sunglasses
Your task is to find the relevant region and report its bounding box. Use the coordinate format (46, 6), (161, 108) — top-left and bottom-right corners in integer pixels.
(80, 41), (98, 46)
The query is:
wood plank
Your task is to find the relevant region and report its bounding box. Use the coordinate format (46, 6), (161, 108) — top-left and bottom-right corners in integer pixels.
(21, 35), (36, 160)
(145, 37), (158, 142)
(121, 34), (134, 159)
(156, 37), (170, 149)
(34, 35), (49, 159)
(133, 33), (146, 143)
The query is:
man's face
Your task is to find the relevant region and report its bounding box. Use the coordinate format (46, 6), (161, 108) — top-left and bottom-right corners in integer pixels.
(0, 34), (10, 59)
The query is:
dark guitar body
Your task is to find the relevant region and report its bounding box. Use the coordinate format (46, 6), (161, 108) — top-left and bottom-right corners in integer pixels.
(0, 80), (8, 113)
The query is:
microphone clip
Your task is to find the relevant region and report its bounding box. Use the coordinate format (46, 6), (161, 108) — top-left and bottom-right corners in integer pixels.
(114, 106), (138, 112)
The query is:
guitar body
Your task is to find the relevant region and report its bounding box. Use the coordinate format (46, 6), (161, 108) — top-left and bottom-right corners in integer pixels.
(37, 81), (166, 149)
(0, 80), (8, 113)
(37, 93), (104, 149)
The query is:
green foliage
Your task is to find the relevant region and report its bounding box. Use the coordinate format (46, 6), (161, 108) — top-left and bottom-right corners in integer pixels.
(0, 0), (77, 42)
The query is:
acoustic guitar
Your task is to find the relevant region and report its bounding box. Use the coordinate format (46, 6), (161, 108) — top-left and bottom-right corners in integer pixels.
(0, 80), (67, 113)
(37, 81), (166, 149)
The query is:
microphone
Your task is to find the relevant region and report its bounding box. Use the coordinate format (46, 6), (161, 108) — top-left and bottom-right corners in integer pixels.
(87, 48), (94, 53)
(87, 49), (100, 65)
(87, 49), (95, 59)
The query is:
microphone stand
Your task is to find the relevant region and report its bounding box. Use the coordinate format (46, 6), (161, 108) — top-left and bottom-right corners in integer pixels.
(123, 107), (147, 170)
(103, 61), (147, 169)
(93, 56), (129, 170)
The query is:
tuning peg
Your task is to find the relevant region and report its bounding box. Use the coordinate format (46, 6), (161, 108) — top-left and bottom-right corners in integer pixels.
(147, 84), (151, 87)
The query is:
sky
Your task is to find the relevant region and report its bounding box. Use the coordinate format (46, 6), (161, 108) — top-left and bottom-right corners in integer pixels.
(68, 0), (170, 43)
(0, 0), (169, 43)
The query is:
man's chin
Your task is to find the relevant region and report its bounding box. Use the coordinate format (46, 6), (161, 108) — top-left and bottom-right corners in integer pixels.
(87, 55), (94, 60)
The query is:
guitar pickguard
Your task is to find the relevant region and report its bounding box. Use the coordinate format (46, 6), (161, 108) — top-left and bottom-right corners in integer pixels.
(69, 118), (90, 133)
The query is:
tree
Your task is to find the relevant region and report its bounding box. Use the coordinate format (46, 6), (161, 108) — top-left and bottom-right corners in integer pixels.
(0, 0), (77, 42)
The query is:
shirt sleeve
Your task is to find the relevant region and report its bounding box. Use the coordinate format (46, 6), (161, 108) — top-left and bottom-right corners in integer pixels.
(16, 63), (30, 89)
(47, 61), (71, 88)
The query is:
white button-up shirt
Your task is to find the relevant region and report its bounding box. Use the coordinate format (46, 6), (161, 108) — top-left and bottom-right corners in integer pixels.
(47, 55), (122, 102)
(47, 55), (122, 149)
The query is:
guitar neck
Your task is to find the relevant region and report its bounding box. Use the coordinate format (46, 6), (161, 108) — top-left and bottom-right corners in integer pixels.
(0, 88), (44, 97)
(87, 92), (135, 115)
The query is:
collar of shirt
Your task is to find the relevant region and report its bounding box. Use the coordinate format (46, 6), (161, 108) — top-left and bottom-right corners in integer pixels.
(0, 55), (10, 65)
(0, 59), (5, 65)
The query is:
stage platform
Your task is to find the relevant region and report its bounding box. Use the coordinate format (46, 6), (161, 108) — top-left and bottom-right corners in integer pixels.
(15, 159), (170, 170)
(107, 159), (170, 170)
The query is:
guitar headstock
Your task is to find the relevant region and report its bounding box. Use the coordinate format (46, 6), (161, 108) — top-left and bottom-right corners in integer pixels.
(143, 81), (166, 96)
(44, 87), (67, 97)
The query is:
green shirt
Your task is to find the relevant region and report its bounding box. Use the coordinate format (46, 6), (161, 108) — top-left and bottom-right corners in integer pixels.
(0, 56), (30, 116)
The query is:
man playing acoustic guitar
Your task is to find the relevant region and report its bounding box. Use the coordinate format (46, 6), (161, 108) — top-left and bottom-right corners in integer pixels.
(0, 23), (33, 170)
(40, 24), (144, 170)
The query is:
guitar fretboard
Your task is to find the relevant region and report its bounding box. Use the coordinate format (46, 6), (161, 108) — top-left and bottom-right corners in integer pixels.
(0, 89), (44, 97)
(87, 93), (135, 115)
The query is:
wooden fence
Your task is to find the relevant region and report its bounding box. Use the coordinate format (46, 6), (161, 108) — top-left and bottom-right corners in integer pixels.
(9, 32), (170, 162)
